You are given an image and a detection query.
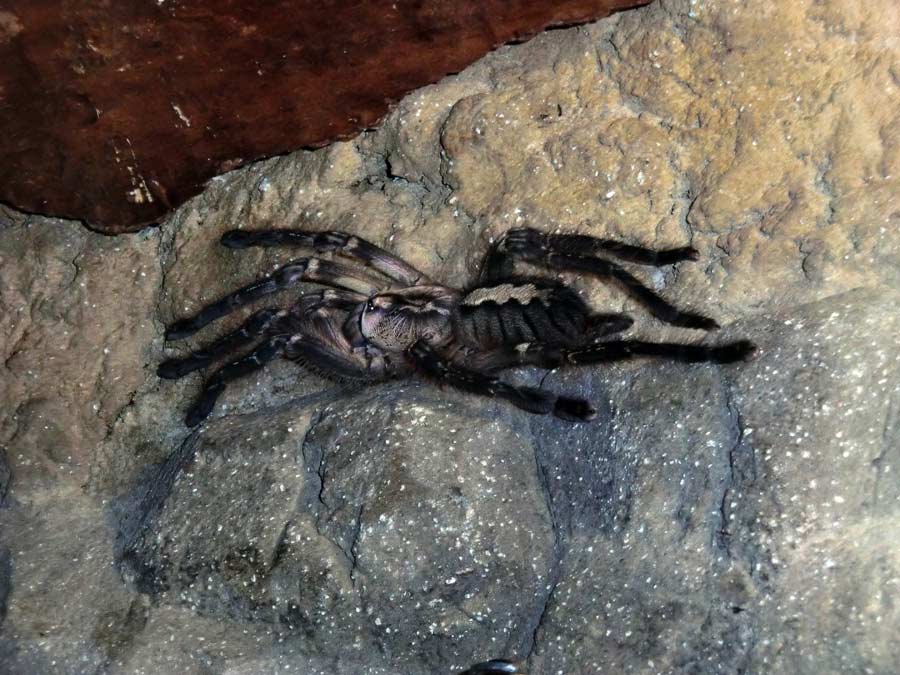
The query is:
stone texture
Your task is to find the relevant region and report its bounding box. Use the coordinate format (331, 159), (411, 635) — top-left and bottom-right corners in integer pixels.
(123, 394), (554, 672)
(0, 0), (646, 232)
(528, 289), (900, 674)
(0, 208), (163, 493)
(1, 0), (899, 673)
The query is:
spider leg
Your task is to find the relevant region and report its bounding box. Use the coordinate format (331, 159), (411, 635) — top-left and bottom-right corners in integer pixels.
(479, 229), (697, 282)
(159, 307), (281, 379)
(465, 338), (755, 373)
(543, 230), (698, 265)
(220, 228), (433, 286)
(164, 258), (381, 340)
(282, 303), (403, 381)
(185, 337), (285, 427)
(410, 340), (595, 422)
(559, 338), (756, 365)
(177, 290), (375, 427)
(159, 289), (366, 379)
(284, 338), (397, 380)
(587, 312), (634, 338)
(487, 227), (719, 330)
(479, 242), (516, 282)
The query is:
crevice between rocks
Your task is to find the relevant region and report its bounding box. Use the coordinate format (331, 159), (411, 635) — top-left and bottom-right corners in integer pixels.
(716, 374), (778, 598)
(298, 405), (363, 588)
(872, 391), (900, 505)
(716, 381), (745, 560)
(523, 430), (566, 664)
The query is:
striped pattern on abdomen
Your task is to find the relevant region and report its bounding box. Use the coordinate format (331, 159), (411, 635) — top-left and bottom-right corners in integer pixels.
(457, 280), (590, 348)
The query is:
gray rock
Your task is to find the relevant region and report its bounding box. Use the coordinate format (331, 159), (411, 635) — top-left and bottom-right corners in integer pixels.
(530, 289), (900, 674)
(121, 290), (900, 675)
(125, 389), (555, 673)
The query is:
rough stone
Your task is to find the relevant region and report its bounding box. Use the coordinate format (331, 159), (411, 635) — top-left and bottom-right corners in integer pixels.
(1, 0), (898, 673)
(0, 208), (163, 493)
(528, 289), (900, 674)
(124, 391), (555, 673)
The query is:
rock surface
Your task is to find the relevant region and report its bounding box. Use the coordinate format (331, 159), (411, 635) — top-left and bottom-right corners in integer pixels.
(2, 0), (899, 673)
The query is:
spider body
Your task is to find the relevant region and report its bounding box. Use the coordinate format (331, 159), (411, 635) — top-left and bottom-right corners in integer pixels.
(159, 226), (755, 427)
(357, 286), (459, 351)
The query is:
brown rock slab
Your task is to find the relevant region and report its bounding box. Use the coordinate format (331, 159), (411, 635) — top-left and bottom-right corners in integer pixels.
(0, 0), (646, 232)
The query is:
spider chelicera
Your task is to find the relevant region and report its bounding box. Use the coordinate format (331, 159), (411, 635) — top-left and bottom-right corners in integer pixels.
(158, 226), (754, 427)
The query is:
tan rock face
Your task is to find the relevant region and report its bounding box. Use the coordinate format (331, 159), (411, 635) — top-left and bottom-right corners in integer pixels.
(156, 0), (898, 340)
(1, 0), (899, 673)
(0, 208), (161, 492)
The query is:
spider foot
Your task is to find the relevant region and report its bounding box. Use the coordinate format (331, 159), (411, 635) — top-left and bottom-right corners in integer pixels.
(712, 339), (757, 363)
(553, 396), (596, 422)
(498, 227), (547, 257)
(158, 356), (208, 379)
(220, 230), (258, 248)
(659, 245), (701, 263)
(670, 312), (720, 331)
(185, 383), (225, 427)
(165, 318), (203, 341)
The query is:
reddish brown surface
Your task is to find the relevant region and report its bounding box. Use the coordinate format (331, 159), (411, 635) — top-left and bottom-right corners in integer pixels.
(0, 1), (647, 233)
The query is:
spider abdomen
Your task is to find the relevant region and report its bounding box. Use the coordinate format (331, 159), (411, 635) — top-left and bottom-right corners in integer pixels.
(457, 280), (589, 348)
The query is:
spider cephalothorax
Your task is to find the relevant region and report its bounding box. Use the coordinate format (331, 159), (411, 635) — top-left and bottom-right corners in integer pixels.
(159, 226), (755, 427)
(357, 287), (458, 350)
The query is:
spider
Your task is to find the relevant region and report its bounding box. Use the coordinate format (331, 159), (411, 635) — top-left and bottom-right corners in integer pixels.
(158, 226), (755, 427)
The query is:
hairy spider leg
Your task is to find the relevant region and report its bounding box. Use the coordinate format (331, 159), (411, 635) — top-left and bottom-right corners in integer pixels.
(159, 290), (366, 379)
(284, 338), (395, 381)
(164, 257), (384, 340)
(410, 340), (595, 422)
(464, 338), (755, 374)
(220, 228), (433, 286)
(182, 291), (384, 426)
(541, 229), (699, 265)
(587, 312), (635, 338)
(159, 307), (281, 379)
(480, 227), (698, 282)
(479, 244), (516, 282)
(562, 339), (756, 365)
(185, 337), (286, 427)
(282, 304), (402, 381)
(489, 228), (719, 330)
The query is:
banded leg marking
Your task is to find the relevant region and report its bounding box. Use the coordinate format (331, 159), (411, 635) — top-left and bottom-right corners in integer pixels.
(487, 228), (719, 330)
(410, 340), (595, 422)
(159, 308), (281, 379)
(164, 257), (382, 340)
(220, 228), (433, 286)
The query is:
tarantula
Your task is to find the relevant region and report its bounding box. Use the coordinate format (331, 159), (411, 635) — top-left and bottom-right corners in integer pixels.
(158, 226), (754, 427)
